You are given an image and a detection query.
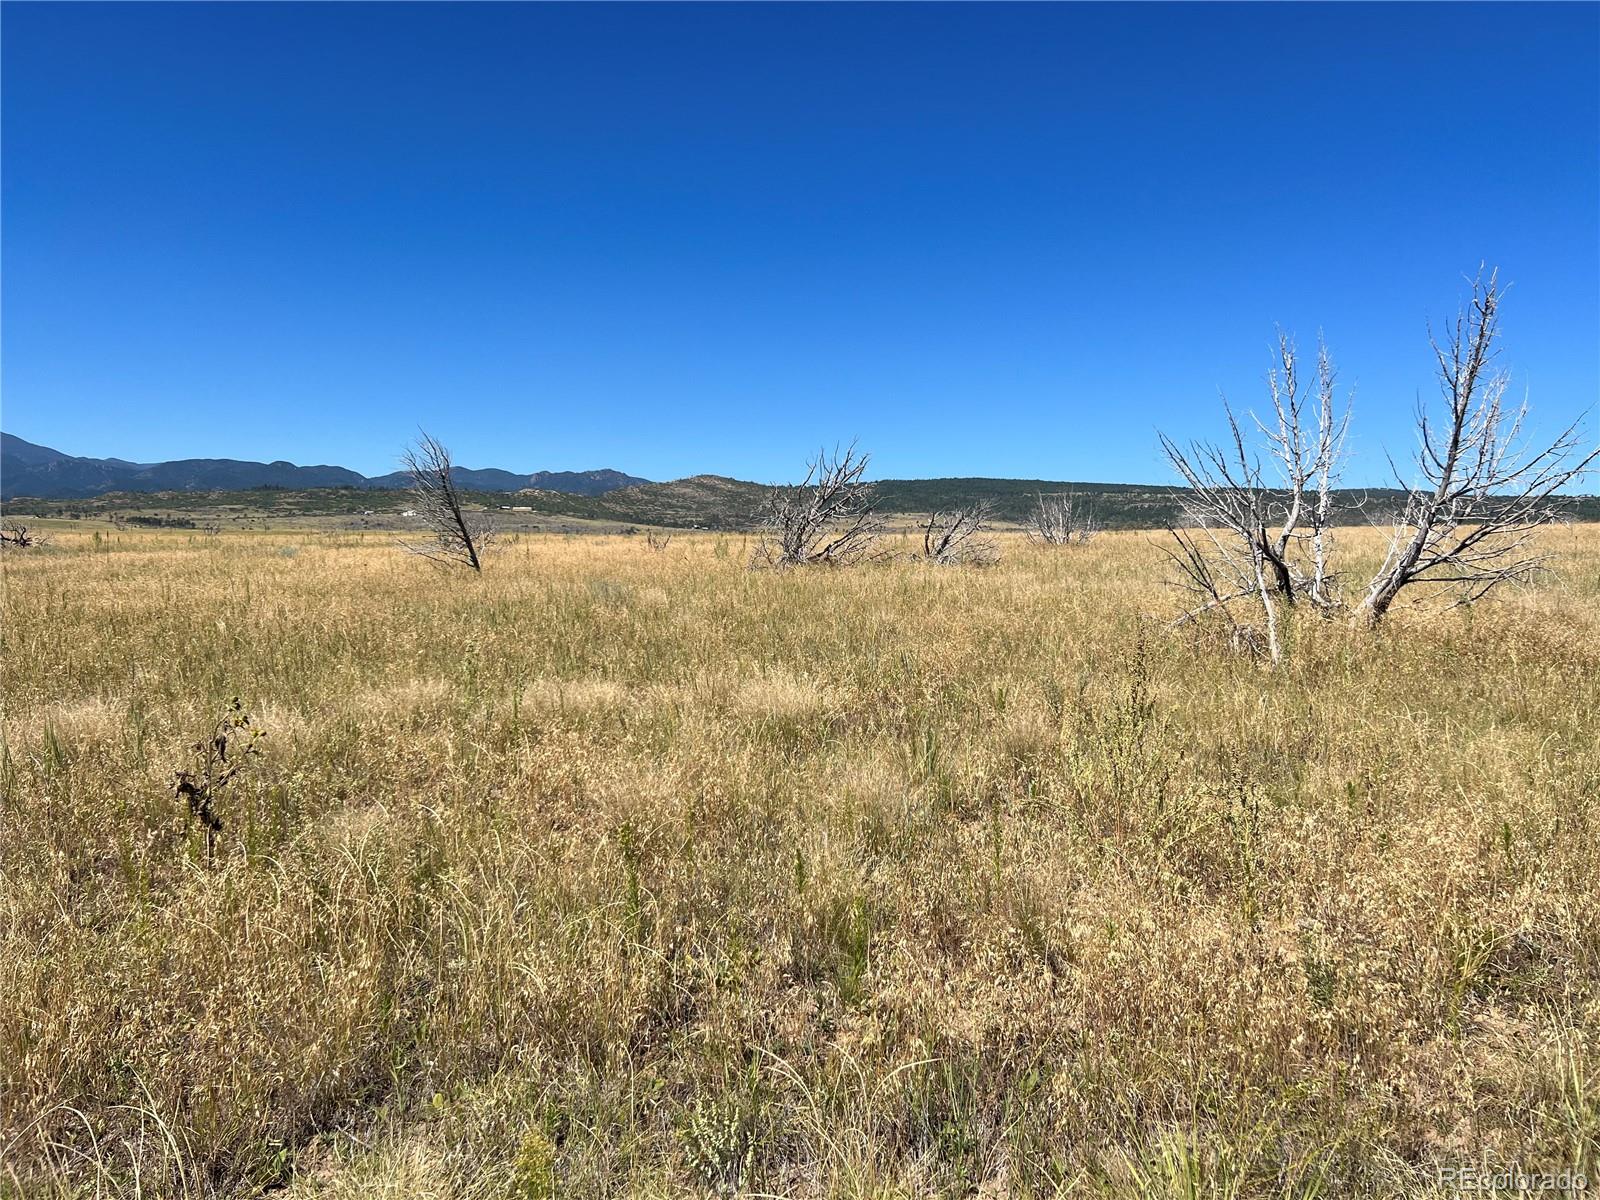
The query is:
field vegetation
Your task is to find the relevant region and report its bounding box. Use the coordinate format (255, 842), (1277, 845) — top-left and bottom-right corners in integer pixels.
(16, 479), (1599, 536)
(3, 525), (1598, 1197)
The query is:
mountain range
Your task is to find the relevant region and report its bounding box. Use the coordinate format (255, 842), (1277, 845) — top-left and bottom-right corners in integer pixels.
(7, 432), (1599, 531)
(0, 433), (649, 500)
(0, 431), (1202, 528)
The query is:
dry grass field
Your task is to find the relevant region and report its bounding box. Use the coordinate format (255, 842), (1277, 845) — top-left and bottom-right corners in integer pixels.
(2, 525), (1598, 1198)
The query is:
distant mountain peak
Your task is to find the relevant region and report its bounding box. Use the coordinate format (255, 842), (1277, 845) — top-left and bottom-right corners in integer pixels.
(0, 433), (652, 500)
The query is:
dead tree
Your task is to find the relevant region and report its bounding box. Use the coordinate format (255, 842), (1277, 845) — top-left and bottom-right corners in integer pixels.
(1249, 331), (1352, 609)
(753, 443), (882, 567)
(399, 432), (493, 572)
(1160, 408), (1288, 662)
(921, 502), (997, 565)
(1305, 338), (1350, 608)
(1158, 331), (1353, 662)
(0, 522), (48, 549)
(1354, 269), (1598, 625)
(1026, 491), (1098, 545)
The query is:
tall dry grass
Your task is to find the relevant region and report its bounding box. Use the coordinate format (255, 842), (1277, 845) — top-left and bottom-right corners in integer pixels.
(2, 526), (1597, 1197)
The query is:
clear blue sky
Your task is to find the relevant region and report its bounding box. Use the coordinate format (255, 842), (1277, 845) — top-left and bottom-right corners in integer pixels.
(3, 2), (1596, 484)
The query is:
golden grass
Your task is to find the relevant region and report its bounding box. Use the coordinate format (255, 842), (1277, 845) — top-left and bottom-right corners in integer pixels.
(2, 526), (1598, 1197)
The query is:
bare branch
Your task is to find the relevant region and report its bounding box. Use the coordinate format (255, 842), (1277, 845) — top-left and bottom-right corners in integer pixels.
(921, 502), (998, 565)
(399, 431), (494, 573)
(753, 443), (883, 567)
(1026, 491), (1098, 546)
(0, 522), (49, 549)
(1156, 333), (1354, 661)
(1355, 268), (1598, 624)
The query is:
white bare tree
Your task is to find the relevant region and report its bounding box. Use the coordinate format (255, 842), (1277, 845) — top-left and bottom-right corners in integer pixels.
(753, 443), (883, 567)
(1305, 339), (1351, 608)
(400, 431), (494, 572)
(921, 502), (997, 565)
(1160, 269), (1595, 651)
(1026, 491), (1098, 545)
(1355, 269), (1598, 625)
(1158, 333), (1352, 662)
(1256, 332), (1351, 609)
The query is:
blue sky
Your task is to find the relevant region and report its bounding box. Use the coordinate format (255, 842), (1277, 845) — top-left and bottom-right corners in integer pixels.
(3, 2), (1596, 484)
